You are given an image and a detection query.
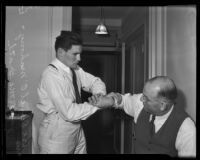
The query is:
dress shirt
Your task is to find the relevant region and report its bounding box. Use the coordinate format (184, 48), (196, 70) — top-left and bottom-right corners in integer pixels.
(37, 58), (106, 122)
(113, 93), (196, 157)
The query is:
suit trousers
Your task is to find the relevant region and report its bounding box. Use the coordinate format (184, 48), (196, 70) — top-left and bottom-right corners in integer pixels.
(38, 112), (86, 154)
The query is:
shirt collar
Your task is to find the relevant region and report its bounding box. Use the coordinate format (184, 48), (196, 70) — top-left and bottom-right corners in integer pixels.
(155, 104), (174, 121)
(51, 58), (71, 74)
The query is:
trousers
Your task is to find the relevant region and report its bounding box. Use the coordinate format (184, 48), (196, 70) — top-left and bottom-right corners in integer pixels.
(38, 112), (86, 154)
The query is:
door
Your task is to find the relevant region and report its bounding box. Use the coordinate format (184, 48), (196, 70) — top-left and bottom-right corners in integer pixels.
(79, 50), (121, 154)
(123, 25), (148, 153)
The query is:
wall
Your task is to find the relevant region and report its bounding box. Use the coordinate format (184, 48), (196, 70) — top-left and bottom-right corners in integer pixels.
(121, 7), (147, 41)
(166, 6), (196, 122)
(5, 6), (63, 153)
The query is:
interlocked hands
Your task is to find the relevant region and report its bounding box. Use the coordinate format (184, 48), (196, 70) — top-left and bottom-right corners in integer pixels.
(88, 92), (122, 108)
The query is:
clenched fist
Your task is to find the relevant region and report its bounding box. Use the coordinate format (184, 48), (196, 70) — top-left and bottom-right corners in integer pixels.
(88, 94), (114, 108)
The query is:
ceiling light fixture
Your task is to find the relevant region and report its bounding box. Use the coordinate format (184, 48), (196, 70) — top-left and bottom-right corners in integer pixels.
(95, 7), (108, 35)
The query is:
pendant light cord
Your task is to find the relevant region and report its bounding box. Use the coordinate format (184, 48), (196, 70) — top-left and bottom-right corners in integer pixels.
(101, 7), (102, 21)
(101, 6), (105, 23)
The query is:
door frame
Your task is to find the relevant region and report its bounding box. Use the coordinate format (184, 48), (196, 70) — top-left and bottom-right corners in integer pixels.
(148, 7), (167, 77)
(118, 7), (167, 154)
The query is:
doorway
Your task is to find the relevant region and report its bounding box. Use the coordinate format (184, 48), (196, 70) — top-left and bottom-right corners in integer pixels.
(123, 25), (148, 153)
(79, 50), (121, 154)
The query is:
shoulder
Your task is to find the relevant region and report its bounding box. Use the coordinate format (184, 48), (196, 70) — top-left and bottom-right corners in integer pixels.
(182, 117), (196, 129)
(179, 117), (196, 134)
(42, 65), (60, 80)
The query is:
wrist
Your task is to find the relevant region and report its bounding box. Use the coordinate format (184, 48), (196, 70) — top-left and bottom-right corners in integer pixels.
(110, 96), (115, 107)
(116, 93), (122, 105)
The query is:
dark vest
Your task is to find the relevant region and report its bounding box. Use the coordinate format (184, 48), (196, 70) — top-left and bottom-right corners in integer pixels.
(134, 106), (188, 157)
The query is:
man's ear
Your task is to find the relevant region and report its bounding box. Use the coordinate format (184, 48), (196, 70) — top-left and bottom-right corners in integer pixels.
(160, 103), (167, 111)
(57, 48), (65, 57)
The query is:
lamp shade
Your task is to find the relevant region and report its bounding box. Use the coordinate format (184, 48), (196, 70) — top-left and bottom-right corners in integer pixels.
(95, 22), (108, 34)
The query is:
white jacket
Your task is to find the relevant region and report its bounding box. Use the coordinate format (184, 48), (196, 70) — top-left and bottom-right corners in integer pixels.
(37, 58), (106, 153)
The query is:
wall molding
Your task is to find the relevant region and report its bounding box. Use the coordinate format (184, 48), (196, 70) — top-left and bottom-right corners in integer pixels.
(47, 7), (63, 61)
(148, 7), (167, 78)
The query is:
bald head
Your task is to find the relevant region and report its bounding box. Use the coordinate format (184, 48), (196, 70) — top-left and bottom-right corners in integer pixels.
(144, 76), (177, 104)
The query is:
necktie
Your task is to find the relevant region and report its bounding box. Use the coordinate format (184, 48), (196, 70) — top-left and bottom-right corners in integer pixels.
(150, 115), (155, 136)
(70, 68), (82, 104)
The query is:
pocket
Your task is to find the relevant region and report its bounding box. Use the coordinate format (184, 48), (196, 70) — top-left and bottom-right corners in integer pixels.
(39, 118), (58, 140)
(39, 120), (50, 138)
(38, 121), (50, 148)
(40, 119), (50, 128)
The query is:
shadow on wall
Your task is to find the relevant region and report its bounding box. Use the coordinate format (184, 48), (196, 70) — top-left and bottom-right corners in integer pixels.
(176, 88), (187, 110)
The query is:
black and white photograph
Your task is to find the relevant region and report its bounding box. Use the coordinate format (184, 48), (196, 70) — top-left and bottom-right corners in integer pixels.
(2, 5), (196, 158)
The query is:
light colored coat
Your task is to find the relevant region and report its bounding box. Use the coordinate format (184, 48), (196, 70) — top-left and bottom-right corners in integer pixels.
(37, 58), (106, 154)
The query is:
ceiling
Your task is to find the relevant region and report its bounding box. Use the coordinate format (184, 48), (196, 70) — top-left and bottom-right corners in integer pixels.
(72, 6), (135, 30)
(72, 6), (136, 46)
(74, 6), (135, 19)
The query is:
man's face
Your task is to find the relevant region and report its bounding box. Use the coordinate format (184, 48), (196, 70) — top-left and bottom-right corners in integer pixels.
(63, 45), (82, 69)
(140, 82), (162, 115)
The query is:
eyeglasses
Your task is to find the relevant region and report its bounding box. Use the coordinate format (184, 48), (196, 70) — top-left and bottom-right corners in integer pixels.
(141, 94), (172, 105)
(140, 94), (161, 103)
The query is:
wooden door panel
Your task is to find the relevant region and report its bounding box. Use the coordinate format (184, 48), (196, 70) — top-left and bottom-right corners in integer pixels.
(123, 25), (146, 153)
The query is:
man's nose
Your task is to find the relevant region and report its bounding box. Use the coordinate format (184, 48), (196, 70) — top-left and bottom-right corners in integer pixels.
(76, 54), (81, 61)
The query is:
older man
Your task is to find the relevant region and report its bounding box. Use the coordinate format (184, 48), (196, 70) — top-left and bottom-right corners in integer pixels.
(89, 76), (196, 157)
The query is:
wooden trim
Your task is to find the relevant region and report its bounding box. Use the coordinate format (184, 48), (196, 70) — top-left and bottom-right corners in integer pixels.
(163, 7), (167, 76)
(120, 42), (125, 154)
(148, 7), (167, 78)
(83, 46), (120, 52)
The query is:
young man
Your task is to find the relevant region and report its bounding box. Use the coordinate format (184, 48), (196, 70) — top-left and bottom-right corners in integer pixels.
(37, 31), (106, 154)
(89, 76), (196, 157)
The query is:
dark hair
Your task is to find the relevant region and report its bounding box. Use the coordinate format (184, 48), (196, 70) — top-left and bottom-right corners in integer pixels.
(54, 31), (82, 52)
(148, 76), (177, 104)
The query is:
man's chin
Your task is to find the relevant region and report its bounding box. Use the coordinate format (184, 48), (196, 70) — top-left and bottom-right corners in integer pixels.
(72, 64), (79, 70)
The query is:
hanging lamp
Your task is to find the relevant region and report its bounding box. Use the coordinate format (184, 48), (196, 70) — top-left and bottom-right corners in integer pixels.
(95, 7), (108, 35)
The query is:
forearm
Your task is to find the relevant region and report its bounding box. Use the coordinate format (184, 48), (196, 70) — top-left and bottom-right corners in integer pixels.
(59, 102), (100, 122)
(43, 74), (99, 122)
(107, 93), (143, 119)
(106, 92), (123, 108)
(78, 67), (106, 95)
